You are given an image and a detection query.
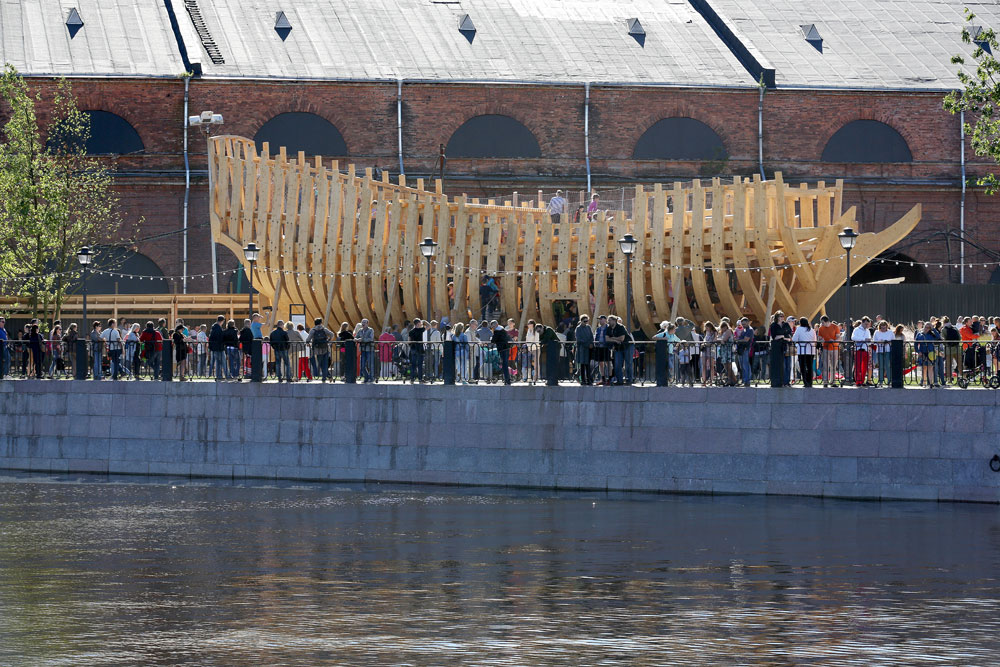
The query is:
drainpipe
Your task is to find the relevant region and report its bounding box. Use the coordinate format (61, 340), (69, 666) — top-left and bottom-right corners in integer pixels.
(182, 75), (191, 294)
(960, 109), (966, 284)
(758, 85), (765, 180)
(584, 82), (592, 193)
(397, 79), (405, 176)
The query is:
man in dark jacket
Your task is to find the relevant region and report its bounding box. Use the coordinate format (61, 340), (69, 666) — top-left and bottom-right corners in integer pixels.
(942, 316), (961, 381)
(269, 320), (291, 382)
(490, 320), (512, 385)
(208, 315), (225, 380)
(408, 320), (426, 383)
(239, 318), (254, 377)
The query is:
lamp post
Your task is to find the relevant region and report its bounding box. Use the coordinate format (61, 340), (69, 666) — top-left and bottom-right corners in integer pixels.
(419, 237), (438, 319)
(618, 234), (637, 331)
(77, 246), (92, 326)
(838, 228), (858, 386)
(243, 242), (260, 320)
(188, 110), (225, 294)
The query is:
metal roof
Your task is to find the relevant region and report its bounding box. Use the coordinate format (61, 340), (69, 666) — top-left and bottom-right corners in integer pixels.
(0, 0), (187, 77)
(705, 0), (996, 90)
(168, 0), (756, 87)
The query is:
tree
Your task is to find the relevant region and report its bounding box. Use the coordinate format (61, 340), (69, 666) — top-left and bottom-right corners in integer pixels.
(0, 64), (137, 323)
(944, 11), (1000, 193)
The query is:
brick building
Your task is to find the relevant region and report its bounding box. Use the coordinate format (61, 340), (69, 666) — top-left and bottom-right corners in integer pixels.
(1, 0), (998, 293)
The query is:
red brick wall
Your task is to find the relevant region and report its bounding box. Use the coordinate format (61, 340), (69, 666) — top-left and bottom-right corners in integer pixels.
(9, 76), (995, 288)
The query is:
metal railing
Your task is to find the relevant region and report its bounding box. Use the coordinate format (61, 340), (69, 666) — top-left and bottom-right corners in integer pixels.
(4, 336), (1000, 389)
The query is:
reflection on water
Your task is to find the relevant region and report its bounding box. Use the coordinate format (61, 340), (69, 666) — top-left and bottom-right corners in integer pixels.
(1, 473), (999, 665)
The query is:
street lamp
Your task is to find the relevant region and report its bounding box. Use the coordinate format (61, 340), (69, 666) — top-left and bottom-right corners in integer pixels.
(838, 228), (858, 385)
(419, 237), (438, 319)
(243, 242), (260, 320)
(188, 111), (225, 294)
(618, 233), (637, 331)
(77, 246), (92, 326)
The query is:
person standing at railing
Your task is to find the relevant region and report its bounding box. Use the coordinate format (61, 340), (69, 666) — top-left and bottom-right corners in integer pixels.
(816, 316), (839, 387)
(88, 321), (103, 381)
(851, 317), (873, 387)
(606, 315), (630, 386)
(915, 321), (939, 388)
(0, 317), (8, 380)
(124, 323), (140, 380)
(872, 320), (894, 386)
(238, 319), (254, 380)
(428, 321), (442, 380)
(306, 319), (334, 383)
(194, 325), (208, 377)
(269, 320), (291, 382)
(221, 320), (240, 381)
(734, 318), (754, 387)
(594, 315), (610, 384)
(208, 316), (226, 381)
(378, 327), (396, 379)
(547, 189), (566, 224)
(490, 320), (512, 385)
(718, 321), (736, 386)
(408, 320), (426, 383)
(575, 315), (594, 385)
(466, 318), (479, 381)
(27, 324), (44, 380)
(139, 321), (163, 380)
(522, 320), (539, 382)
(792, 317), (817, 388)
(172, 324), (189, 382)
(767, 312), (789, 388)
(586, 193), (600, 221)
(287, 323), (310, 382)
(454, 323), (470, 384)
(701, 321), (718, 386)
(102, 319), (124, 381)
(358, 318), (375, 383)
(477, 320), (493, 383)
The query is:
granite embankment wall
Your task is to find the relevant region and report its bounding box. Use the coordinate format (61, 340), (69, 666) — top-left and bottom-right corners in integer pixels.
(2, 381), (999, 502)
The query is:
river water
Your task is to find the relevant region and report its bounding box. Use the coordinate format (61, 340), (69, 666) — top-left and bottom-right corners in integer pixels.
(1, 474), (998, 665)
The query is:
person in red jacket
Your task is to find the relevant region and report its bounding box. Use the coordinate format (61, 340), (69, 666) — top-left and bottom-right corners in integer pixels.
(138, 321), (163, 380)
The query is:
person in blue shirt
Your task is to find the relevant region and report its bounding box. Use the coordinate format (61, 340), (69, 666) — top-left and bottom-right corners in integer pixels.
(0, 317), (8, 379)
(915, 321), (940, 387)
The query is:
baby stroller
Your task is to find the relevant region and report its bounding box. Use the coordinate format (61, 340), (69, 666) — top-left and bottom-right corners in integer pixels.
(957, 342), (994, 388)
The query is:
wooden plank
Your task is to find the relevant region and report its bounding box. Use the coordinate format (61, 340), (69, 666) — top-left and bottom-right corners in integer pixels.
(709, 178), (742, 319)
(688, 180), (716, 322)
(730, 177), (767, 323)
(433, 197), (450, 322)
(773, 173), (817, 293)
(750, 176), (796, 314)
(535, 211), (555, 327)
(450, 197), (471, 323)
(648, 184), (670, 323)
(591, 211), (609, 318)
(668, 183), (696, 322)
(628, 200), (653, 330)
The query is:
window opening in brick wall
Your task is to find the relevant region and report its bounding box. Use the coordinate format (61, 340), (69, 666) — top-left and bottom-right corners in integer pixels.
(445, 115), (541, 158)
(821, 120), (912, 163)
(632, 117), (726, 160)
(253, 112), (348, 157)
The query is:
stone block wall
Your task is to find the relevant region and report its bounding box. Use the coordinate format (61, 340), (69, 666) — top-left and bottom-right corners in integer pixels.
(1, 381), (999, 503)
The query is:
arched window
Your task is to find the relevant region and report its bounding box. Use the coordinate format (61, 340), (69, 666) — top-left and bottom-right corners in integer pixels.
(254, 112), (348, 156)
(821, 120), (912, 163)
(76, 248), (167, 295)
(633, 117), (726, 160)
(70, 111), (145, 155)
(446, 115), (541, 158)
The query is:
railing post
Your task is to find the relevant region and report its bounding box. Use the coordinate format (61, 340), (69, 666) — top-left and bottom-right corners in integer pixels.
(890, 339), (904, 388)
(655, 339), (668, 386)
(161, 339), (172, 381)
(251, 339), (263, 382)
(343, 342), (357, 384)
(769, 341), (783, 388)
(75, 339), (88, 380)
(546, 341), (559, 386)
(443, 340), (456, 385)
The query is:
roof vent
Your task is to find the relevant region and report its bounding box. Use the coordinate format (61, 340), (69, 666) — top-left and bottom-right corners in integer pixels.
(184, 0), (225, 65)
(275, 11), (292, 40)
(458, 14), (476, 43)
(800, 24), (822, 52)
(968, 25), (992, 54)
(66, 7), (84, 38)
(627, 17), (646, 46)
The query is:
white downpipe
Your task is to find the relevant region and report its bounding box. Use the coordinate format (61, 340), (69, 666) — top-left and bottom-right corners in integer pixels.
(181, 76), (191, 294)
(397, 79), (405, 176)
(960, 109), (966, 284)
(584, 82), (592, 194)
(758, 86), (765, 180)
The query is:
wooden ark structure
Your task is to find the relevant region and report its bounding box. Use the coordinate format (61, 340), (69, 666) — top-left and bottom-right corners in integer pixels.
(208, 136), (921, 332)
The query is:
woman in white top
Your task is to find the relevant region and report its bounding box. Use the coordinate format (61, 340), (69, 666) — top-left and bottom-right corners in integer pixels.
(851, 317), (874, 386)
(791, 317), (817, 387)
(522, 320), (540, 382)
(872, 320), (895, 385)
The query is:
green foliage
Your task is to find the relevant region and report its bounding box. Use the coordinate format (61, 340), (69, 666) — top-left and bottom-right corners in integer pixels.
(944, 10), (1000, 193)
(0, 64), (136, 321)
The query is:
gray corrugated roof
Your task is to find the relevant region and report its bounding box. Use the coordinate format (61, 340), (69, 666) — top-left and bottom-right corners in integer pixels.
(0, 0), (186, 77)
(181, 0), (755, 87)
(707, 0), (996, 90)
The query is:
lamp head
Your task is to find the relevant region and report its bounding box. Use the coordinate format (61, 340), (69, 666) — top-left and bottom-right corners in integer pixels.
(243, 242), (260, 263)
(76, 246), (92, 266)
(618, 233), (638, 256)
(419, 237), (438, 257)
(838, 227), (858, 250)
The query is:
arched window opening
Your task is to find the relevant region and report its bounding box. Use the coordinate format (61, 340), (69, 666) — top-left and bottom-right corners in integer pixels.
(821, 120), (912, 163)
(446, 115), (541, 158)
(254, 112), (348, 156)
(852, 251), (929, 285)
(74, 248), (167, 295)
(51, 110), (145, 155)
(632, 117), (726, 160)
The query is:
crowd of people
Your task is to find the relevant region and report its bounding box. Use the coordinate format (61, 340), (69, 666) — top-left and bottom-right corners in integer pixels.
(1, 309), (999, 388)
